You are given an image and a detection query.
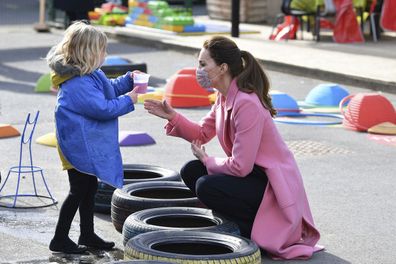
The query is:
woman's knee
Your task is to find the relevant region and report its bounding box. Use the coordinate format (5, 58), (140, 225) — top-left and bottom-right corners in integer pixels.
(180, 160), (203, 179)
(195, 176), (217, 202)
(180, 160), (207, 192)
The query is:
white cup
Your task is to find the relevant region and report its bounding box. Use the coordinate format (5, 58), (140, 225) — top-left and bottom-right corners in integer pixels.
(133, 73), (150, 94)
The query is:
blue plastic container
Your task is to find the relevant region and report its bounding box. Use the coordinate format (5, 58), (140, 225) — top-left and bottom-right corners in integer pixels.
(183, 24), (206, 33)
(270, 91), (300, 112)
(103, 56), (131, 66)
(304, 83), (349, 107)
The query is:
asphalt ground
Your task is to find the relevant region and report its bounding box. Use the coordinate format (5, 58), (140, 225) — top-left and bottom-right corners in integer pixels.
(1, 1), (396, 264)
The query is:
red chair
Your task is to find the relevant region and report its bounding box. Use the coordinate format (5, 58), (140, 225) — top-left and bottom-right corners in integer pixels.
(271, 0), (317, 40)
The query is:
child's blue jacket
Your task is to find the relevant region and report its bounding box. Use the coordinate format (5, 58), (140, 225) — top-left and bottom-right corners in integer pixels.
(55, 69), (134, 188)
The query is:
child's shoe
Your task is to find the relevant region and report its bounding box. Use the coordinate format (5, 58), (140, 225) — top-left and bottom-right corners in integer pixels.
(49, 237), (87, 254)
(78, 233), (115, 250)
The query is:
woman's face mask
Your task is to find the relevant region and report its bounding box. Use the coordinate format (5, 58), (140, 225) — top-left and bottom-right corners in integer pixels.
(196, 48), (223, 91)
(196, 68), (212, 89)
(196, 66), (222, 92)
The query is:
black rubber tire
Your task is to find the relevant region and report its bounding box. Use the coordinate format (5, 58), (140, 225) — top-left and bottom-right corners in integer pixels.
(94, 164), (180, 214)
(94, 202), (112, 214)
(122, 207), (240, 245)
(111, 181), (201, 233)
(104, 261), (174, 264)
(124, 230), (261, 264)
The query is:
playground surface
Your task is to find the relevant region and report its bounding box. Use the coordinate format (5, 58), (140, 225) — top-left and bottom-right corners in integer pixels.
(1, 1), (396, 263)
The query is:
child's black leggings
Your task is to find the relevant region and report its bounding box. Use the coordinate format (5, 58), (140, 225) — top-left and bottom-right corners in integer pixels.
(180, 160), (268, 238)
(53, 169), (98, 239)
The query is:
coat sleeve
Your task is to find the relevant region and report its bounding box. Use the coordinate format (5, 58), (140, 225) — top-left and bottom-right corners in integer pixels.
(109, 71), (134, 96)
(67, 76), (134, 121)
(204, 99), (267, 177)
(165, 104), (217, 144)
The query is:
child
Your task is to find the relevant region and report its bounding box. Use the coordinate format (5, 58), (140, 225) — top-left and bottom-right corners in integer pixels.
(46, 21), (138, 254)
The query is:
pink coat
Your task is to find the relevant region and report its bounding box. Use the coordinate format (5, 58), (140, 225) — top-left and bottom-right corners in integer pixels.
(165, 79), (322, 259)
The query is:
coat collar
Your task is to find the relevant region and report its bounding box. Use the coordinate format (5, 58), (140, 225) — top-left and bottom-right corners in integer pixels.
(225, 78), (239, 111)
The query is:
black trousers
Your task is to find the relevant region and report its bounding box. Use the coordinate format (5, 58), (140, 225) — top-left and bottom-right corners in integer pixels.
(53, 169), (98, 239)
(180, 160), (268, 238)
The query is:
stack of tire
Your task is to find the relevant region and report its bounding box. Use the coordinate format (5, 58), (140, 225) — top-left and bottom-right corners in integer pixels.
(111, 180), (203, 233)
(109, 164), (260, 263)
(94, 164), (181, 214)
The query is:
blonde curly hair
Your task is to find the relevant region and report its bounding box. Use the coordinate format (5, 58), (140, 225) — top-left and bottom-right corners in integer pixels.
(47, 21), (107, 75)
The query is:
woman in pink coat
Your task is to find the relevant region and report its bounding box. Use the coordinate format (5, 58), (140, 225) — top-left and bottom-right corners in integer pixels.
(144, 36), (322, 260)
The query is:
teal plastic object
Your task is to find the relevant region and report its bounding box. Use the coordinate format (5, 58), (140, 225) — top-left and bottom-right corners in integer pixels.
(304, 83), (349, 107)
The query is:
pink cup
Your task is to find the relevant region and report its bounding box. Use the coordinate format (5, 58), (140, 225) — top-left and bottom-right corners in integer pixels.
(133, 73), (150, 94)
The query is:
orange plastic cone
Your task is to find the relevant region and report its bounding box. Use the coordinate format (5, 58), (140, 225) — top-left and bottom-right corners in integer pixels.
(0, 124), (20, 138)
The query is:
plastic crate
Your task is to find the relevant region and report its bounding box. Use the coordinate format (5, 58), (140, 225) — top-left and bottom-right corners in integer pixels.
(101, 56), (147, 78)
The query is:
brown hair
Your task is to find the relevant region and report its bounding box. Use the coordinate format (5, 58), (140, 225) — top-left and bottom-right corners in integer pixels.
(203, 36), (276, 117)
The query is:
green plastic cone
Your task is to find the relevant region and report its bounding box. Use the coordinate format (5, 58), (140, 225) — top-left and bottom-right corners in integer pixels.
(35, 72), (52, 93)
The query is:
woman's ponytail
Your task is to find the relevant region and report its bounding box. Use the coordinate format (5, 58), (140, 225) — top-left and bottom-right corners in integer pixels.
(237, 51), (277, 117)
(203, 36), (277, 117)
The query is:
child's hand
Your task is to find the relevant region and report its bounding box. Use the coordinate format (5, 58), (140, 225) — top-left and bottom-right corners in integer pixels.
(144, 99), (176, 121)
(130, 70), (142, 80)
(127, 86), (139, 104)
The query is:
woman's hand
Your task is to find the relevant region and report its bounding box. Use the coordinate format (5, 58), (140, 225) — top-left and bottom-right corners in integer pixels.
(144, 99), (176, 121)
(127, 86), (139, 104)
(191, 140), (208, 162)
